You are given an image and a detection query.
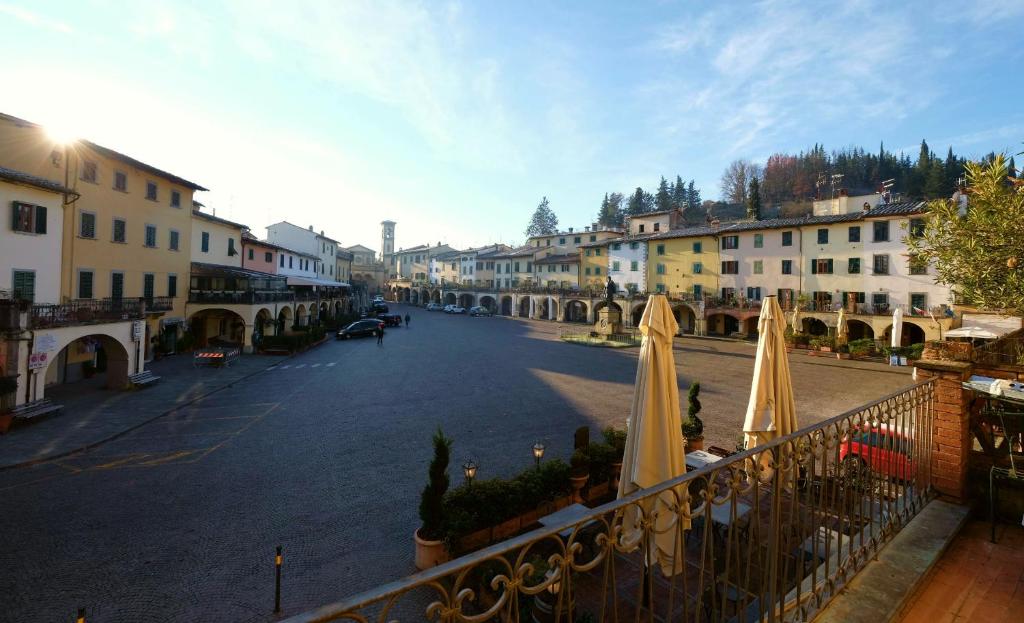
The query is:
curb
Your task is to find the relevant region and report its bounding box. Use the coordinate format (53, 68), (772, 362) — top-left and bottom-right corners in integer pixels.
(0, 340), (328, 472)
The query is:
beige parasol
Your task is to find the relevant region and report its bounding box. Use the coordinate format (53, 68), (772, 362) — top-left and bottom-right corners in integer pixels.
(618, 294), (688, 576)
(743, 296), (799, 468)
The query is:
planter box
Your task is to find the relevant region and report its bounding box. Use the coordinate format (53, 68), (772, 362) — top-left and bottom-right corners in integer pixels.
(588, 481), (610, 500)
(807, 350), (817, 357)
(492, 516), (522, 540)
(836, 353), (851, 360)
(520, 508), (541, 527)
(819, 346), (832, 353)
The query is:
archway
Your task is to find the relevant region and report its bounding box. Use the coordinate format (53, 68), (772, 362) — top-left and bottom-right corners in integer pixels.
(706, 313), (738, 336)
(883, 322), (925, 347)
(458, 293), (475, 308)
(673, 305), (696, 334)
(593, 300), (623, 315)
(479, 295), (496, 312)
(277, 306), (293, 333)
(44, 334), (131, 391)
(319, 301), (329, 323)
(444, 292), (457, 305)
(519, 297), (532, 317)
(411, 290), (420, 305)
(540, 298), (556, 320)
(431, 290), (441, 304)
(846, 319), (874, 341)
(742, 316), (758, 337)
(565, 300), (588, 323)
(254, 308), (274, 347)
(189, 308), (247, 347)
(420, 289), (430, 305)
(334, 301), (342, 319)
(295, 304), (308, 328)
(802, 317), (828, 336)
(631, 304), (646, 327)
(500, 295), (513, 316)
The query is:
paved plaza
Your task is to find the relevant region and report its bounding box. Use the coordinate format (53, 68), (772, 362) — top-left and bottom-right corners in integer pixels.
(0, 307), (913, 622)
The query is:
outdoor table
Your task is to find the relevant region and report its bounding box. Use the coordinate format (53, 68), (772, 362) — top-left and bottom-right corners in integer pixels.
(538, 503), (595, 539)
(686, 449), (723, 472)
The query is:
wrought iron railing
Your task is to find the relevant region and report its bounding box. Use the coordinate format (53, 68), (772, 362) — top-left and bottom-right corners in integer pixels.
(144, 296), (174, 312)
(189, 290), (296, 304)
(282, 381), (935, 623)
(559, 328), (643, 346)
(30, 298), (144, 328)
(973, 328), (1024, 367)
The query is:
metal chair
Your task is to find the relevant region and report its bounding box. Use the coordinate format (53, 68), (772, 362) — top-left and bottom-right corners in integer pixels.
(986, 404), (1024, 543)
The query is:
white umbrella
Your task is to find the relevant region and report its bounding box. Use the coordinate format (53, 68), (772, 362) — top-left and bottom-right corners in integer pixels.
(835, 306), (847, 345)
(943, 326), (999, 339)
(743, 296), (799, 471)
(891, 307), (903, 349)
(618, 294), (688, 576)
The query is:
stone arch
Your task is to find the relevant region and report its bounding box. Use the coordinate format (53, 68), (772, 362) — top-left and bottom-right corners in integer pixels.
(295, 304), (308, 327)
(593, 300), (622, 314)
(277, 306), (293, 332)
(742, 316), (759, 337)
(846, 319), (874, 341)
(631, 303), (646, 327)
(188, 308), (248, 347)
(458, 293), (475, 308)
(672, 304), (697, 334)
(431, 290), (441, 304)
(706, 313), (739, 336)
(479, 295), (496, 312)
(519, 296), (532, 317)
(444, 292), (457, 305)
(319, 301), (329, 320)
(539, 297), (556, 320)
(882, 321), (926, 347)
(254, 307), (275, 345)
(565, 300), (588, 323)
(802, 317), (828, 336)
(420, 289), (430, 305)
(42, 332), (132, 392)
(411, 290), (420, 305)
(500, 295), (513, 316)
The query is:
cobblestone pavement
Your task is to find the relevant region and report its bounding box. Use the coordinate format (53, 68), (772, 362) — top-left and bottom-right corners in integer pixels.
(0, 307), (913, 622)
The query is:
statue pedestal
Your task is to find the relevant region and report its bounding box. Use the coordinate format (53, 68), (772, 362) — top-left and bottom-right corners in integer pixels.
(594, 308), (623, 336)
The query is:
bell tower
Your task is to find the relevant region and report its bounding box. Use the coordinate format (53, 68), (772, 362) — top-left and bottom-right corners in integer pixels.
(380, 220), (396, 267)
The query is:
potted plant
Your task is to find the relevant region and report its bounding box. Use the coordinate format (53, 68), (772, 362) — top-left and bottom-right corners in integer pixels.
(603, 426), (626, 489)
(681, 382), (704, 451)
(569, 449), (590, 503)
(415, 427), (453, 570)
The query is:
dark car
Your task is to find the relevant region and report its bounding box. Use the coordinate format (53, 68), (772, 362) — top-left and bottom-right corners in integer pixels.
(336, 319), (384, 340)
(371, 302), (389, 314)
(378, 313), (403, 327)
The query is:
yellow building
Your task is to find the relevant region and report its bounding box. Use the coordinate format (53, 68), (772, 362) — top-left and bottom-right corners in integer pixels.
(578, 241), (609, 289)
(645, 227), (719, 299)
(0, 112), (206, 359)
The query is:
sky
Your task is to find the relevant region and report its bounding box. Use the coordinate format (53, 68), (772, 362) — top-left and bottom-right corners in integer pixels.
(1, 1), (1022, 253)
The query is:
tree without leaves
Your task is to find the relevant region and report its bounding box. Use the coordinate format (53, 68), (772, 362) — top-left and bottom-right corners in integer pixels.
(746, 176), (763, 220)
(905, 155), (1024, 313)
(524, 196), (559, 238)
(720, 159), (761, 204)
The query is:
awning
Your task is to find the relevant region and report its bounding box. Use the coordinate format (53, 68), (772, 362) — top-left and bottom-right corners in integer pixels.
(286, 276), (351, 288)
(160, 317), (186, 328)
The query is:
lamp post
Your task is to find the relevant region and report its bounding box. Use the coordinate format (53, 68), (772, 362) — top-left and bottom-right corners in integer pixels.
(532, 441), (545, 470)
(462, 458), (478, 486)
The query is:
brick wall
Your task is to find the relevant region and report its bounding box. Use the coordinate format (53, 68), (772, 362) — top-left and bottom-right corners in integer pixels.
(914, 360), (972, 502)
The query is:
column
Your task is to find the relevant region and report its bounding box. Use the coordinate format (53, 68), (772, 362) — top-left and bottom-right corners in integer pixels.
(913, 360), (972, 503)
(529, 297), (536, 320)
(242, 323), (256, 354)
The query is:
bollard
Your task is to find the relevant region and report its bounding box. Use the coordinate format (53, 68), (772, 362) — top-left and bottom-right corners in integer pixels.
(274, 546), (282, 613)
(77, 608), (85, 623)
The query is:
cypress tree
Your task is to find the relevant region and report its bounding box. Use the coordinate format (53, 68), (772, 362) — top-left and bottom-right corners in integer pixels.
(655, 176), (673, 211)
(746, 177), (763, 220)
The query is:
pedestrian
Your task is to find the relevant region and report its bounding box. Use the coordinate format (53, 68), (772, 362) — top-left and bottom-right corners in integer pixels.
(376, 325), (384, 345)
(404, 313), (410, 328)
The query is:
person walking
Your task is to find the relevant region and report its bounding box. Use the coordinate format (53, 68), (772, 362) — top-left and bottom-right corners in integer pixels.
(376, 325), (384, 345)
(404, 313), (411, 328)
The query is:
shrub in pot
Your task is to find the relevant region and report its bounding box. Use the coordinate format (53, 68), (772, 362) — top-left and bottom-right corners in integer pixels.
(416, 427), (453, 569)
(681, 382), (704, 451)
(569, 449), (590, 502)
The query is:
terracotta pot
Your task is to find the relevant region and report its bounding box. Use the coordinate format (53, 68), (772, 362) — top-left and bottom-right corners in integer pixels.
(609, 461), (623, 490)
(836, 353), (851, 360)
(414, 529), (449, 570)
(569, 474), (589, 503)
(0, 413), (12, 435)
(685, 436), (705, 451)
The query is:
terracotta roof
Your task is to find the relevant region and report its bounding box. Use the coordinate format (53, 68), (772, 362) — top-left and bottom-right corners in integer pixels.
(190, 261), (285, 281)
(535, 253), (580, 265)
(241, 237), (318, 259)
(490, 245), (537, 258)
(192, 209), (248, 231)
(864, 201), (928, 217)
(0, 165), (74, 195)
(648, 226), (721, 240)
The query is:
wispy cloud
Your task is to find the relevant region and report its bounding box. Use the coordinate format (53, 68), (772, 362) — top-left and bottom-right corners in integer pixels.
(0, 3), (71, 33)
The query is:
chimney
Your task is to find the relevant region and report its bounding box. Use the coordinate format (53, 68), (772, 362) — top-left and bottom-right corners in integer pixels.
(308, 225), (313, 231)
(320, 230), (324, 236)
(584, 226), (590, 232)
(568, 227), (573, 233)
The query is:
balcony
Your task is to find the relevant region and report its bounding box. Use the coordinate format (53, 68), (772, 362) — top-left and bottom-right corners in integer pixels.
(30, 298), (144, 329)
(281, 382), (936, 623)
(188, 290), (297, 305)
(144, 296), (174, 313)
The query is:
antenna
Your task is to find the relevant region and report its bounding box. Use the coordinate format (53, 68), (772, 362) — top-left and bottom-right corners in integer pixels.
(881, 178), (895, 203)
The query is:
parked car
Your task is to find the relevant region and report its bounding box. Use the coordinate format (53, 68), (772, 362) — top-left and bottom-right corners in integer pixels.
(371, 301), (389, 314)
(336, 319), (384, 339)
(443, 304), (455, 313)
(426, 303), (444, 312)
(373, 294), (384, 302)
(469, 306), (493, 317)
(839, 424), (914, 481)
(378, 313), (403, 327)
(448, 306), (467, 314)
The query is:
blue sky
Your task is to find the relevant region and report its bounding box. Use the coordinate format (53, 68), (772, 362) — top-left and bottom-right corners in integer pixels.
(2, 1), (1022, 252)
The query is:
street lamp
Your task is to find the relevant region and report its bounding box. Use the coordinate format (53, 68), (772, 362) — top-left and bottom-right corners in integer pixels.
(462, 458), (478, 486)
(532, 441), (546, 470)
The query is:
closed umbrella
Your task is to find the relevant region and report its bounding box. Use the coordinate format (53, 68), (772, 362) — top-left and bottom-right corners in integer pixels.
(618, 294), (688, 576)
(790, 306), (802, 333)
(743, 296), (799, 464)
(835, 306), (847, 345)
(891, 307), (903, 349)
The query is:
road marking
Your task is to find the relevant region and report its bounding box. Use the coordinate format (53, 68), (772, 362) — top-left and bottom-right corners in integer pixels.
(326, 362), (336, 367)
(311, 363), (320, 368)
(137, 450), (197, 466)
(294, 364), (306, 369)
(267, 366), (278, 371)
(279, 364), (291, 369)
(94, 454), (150, 469)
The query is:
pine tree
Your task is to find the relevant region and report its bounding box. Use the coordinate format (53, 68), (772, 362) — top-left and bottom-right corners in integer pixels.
(746, 177), (763, 220)
(672, 175), (687, 210)
(597, 192), (625, 228)
(924, 160), (948, 199)
(524, 196), (559, 237)
(626, 187), (653, 215)
(655, 176), (673, 211)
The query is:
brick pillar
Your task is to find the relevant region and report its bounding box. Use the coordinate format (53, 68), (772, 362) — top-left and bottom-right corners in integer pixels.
(913, 360), (973, 503)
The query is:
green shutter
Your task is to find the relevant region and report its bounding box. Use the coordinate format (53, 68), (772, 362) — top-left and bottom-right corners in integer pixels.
(12, 203), (20, 230)
(811, 260), (817, 274)
(35, 206), (46, 234)
(827, 259), (834, 274)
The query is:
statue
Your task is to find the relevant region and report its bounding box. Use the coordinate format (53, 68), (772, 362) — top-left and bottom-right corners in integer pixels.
(605, 276), (617, 304)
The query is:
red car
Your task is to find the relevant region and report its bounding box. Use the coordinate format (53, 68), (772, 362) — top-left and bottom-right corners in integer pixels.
(839, 424), (915, 481)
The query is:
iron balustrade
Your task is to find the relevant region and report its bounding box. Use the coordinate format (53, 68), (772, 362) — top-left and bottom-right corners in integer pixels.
(30, 298), (144, 328)
(973, 328), (1024, 367)
(144, 296), (174, 312)
(282, 381), (935, 623)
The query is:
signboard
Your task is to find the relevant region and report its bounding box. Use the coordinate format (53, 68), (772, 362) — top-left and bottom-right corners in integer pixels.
(35, 334), (57, 353)
(28, 352), (48, 370)
(131, 320), (145, 341)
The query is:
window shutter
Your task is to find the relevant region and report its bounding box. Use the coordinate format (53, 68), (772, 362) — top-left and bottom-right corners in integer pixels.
(33, 205), (46, 233)
(827, 259), (834, 273)
(811, 260), (817, 274)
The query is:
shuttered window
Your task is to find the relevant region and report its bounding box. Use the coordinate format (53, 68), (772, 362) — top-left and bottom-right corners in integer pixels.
(111, 272), (124, 300)
(113, 218), (126, 242)
(143, 274), (155, 300)
(80, 212), (96, 238)
(145, 225), (157, 247)
(12, 270), (35, 302)
(168, 275), (177, 298)
(169, 230), (179, 251)
(11, 202), (46, 234)
(78, 271), (94, 299)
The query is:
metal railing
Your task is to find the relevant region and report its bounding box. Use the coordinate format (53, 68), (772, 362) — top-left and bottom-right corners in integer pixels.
(30, 298), (144, 328)
(560, 327), (643, 346)
(144, 296), (174, 312)
(189, 290), (296, 304)
(283, 381), (935, 623)
(973, 328), (1024, 367)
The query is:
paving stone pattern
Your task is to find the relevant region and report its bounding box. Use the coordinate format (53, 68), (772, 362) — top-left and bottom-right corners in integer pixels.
(0, 308), (912, 622)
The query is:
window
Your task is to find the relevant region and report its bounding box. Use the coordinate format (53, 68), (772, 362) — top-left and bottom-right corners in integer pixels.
(753, 260), (763, 274)
(264, 252), (272, 263)
(693, 262), (702, 274)
(145, 181), (158, 201)
(722, 287), (736, 300)
(611, 243), (621, 250)
(594, 266), (601, 275)
(747, 287), (762, 300)
(546, 239), (551, 246)
(169, 230), (179, 251)
(693, 284), (703, 298)
(639, 224), (645, 233)
(11, 202), (47, 234)
(168, 274), (177, 298)
(722, 235), (738, 249)
(80, 212), (96, 238)
(781, 260), (792, 274)
(81, 160), (97, 183)
(630, 260), (638, 271)
(525, 262), (532, 272)
(693, 241), (702, 253)
(110, 271), (124, 300)
(653, 222), (661, 232)
(514, 262), (520, 272)
(78, 270), (94, 299)
(289, 256), (293, 269)
(561, 264), (570, 272)
(595, 248), (601, 256)
(585, 249), (592, 257)
(656, 244), (665, 255)
(143, 273), (155, 301)
(590, 235), (596, 242)
(656, 263), (665, 275)
(848, 226), (860, 243)
(811, 258), (834, 274)
(630, 242), (639, 250)
(817, 228), (828, 244)
(656, 283), (665, 293)
(848, 258), (861, 274)
(228, 238), (237, 256)
(201, 231), (210, 252)
(559, 237), (565, 244)
(170, 190), (181, 208)
(872, 292), (889, 307)
(112, 218), (126, 242)
(114, 171), (127, 191)
(754, 233), (763, 248)
(910, 293), (927, 311)
(585, 267), (592, 276)
(721, 261), (739, 274)
(476, 262), (483, 270)
(145, 224), (157, 247)
(909, 218), (925, 238)
(612, 261), (621, 271)
(873, 254), (889, 275)
(873, 221), (890, 242)
(909, 255), (928, 275)
(248, 248), (254, 261)
(12, 270), (35, 302)
(574, 236), (581, 244)
(781, 231), (793, 246)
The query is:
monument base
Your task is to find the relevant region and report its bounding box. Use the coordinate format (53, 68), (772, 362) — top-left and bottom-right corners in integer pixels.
(594, 308), (623, 337)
